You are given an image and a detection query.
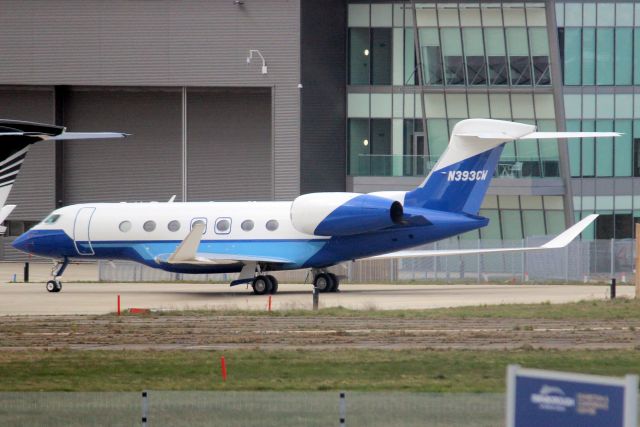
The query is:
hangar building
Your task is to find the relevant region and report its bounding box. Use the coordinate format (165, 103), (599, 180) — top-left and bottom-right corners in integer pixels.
(0, 0), (637, 259)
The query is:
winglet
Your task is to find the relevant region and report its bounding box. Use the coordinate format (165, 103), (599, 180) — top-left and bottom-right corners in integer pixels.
(167, 222), (205, 263)
(542, 214), (598, 249)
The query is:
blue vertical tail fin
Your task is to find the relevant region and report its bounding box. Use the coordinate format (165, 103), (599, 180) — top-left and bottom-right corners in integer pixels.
(404, 119), (536, 215)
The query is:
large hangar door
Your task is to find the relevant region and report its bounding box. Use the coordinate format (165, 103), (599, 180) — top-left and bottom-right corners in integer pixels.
(0, 87), (55, 219)
(63, 88), (182, 204)
(186, 88), (272, 201)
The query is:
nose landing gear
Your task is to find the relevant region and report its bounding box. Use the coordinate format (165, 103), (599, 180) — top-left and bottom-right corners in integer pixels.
(46, 279), (62, 293)
(46, 257), (68, 293)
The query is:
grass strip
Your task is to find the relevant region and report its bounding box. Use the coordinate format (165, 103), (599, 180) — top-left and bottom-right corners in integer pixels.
(143, 298), (640, 320)
(0, 349), (638, 393)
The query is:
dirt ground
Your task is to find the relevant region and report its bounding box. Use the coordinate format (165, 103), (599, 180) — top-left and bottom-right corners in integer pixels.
(1, 314), (638, 351)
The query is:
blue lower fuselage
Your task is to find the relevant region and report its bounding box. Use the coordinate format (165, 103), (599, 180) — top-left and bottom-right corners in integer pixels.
(13, 211), (487, 274)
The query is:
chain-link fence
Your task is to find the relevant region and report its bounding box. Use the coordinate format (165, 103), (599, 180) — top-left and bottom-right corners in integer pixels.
(98, 239), (637, 284)
(0, 391), (504, 427)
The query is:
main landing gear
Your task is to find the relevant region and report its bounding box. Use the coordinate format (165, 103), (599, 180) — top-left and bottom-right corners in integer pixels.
(46, 257), (69, 293)
(249, 272), (339, 294)
(251, 274), (279, 295)
(312, 270), (340, 293)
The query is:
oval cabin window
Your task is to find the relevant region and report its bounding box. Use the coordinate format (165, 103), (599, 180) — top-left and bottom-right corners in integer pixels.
(266, 219), (279, 231)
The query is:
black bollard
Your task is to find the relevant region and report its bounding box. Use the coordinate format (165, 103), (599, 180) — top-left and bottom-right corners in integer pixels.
(23, 262), (29, 283)
(313, 286), (319, 311)
(611, 278), (616, 299)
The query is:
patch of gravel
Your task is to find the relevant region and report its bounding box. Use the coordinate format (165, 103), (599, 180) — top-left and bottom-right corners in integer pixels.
(1, 315), (639, 351)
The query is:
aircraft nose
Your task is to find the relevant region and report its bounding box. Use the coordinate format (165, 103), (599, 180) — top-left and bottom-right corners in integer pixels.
(12, 231), (34, 254)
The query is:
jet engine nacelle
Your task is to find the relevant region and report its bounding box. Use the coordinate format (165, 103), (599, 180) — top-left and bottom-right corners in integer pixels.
(290, 192), (404, 236)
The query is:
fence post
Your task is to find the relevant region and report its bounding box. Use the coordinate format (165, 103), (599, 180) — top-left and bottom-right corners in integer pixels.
(141, 391), (148, 427)
(564, 245), (569, 283)
(23, 262), (29, 283)
(433, 241), (438, 280)
(312, 287), (319, 311)
(477, 239), (481, 283)
(521, 238), (526, 283)
(634, 223), (640, 298)
(339, 391), (346, 427)
(610, 238), (615, 278)
(635, 223), (640, 299)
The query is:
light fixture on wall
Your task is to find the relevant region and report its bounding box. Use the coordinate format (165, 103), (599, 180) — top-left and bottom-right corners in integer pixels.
(363, 139), (369, 147)
(233, 1), (245, 5)
(363, 49), (370, 56)
(246, 49), (267, 74)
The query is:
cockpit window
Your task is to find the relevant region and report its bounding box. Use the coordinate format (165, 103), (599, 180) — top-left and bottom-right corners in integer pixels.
(44, 214), (61, 224)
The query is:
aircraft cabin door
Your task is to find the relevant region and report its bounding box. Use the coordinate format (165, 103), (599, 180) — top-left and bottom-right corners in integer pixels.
(74, 207), (96, 256)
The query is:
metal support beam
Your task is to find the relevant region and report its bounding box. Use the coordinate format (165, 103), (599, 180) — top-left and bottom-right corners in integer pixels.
(181, 87), (188, 202)
(53, 86), (67, 208)
(410, 0), (429, 156)
(546, 0), (575, 226)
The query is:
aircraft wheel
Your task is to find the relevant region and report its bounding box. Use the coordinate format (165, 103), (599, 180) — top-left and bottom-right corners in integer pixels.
(313, 273), (333, 293)
(266, 275), (278, 294)
(54, 280), (62, 292)
(46, 280), (58, 293)
(328, 273), (339, 292)
(252, 276), (272, 295)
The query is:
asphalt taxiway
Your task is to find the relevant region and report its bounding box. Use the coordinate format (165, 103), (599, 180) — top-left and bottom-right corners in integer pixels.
(0, 281), (631, 315)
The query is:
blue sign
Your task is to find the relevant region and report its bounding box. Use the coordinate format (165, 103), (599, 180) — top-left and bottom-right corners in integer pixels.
(506, 365), (638, 427)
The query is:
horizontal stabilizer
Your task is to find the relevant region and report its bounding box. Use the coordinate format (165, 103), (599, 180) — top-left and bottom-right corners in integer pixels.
(370, 215), (597, 259)
(457, 131), (621, 140)
(0, 131), (128, 141)
(0, 119), (128, 142)
(519, 131), (621, 140)
(44, 132), (129, 141)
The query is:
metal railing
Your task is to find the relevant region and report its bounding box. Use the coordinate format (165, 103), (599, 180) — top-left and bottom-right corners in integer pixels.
(350, 154), (560, 178)
(99, 239), (636, 284)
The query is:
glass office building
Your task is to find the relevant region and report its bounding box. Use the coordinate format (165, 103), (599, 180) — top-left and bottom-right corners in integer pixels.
(346, 1), (640, 240)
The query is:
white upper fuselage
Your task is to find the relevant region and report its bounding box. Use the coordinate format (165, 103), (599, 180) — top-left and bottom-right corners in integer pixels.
(42, 201), (323, 242)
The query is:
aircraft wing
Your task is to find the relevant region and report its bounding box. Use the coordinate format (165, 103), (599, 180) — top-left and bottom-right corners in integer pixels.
(162, 222), (292, 265)
(370, 214), (597, 259)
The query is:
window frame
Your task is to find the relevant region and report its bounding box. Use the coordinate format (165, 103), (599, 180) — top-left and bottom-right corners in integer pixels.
(214, 217), (232, 235)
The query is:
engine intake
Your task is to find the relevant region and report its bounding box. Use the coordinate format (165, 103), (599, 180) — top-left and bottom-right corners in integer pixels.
(291, 192), (404, 236)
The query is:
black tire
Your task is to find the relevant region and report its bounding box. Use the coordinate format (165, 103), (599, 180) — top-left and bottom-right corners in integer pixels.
(252, 275), (272, 295)
(46, 280), (57, 293)
(313, 273), (333, 293)
(266, 275), (278, 294)
(54, 281), (62, 292)
(328, 273), (339, 292)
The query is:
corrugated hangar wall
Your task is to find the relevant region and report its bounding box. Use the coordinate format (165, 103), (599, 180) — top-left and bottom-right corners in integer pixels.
(0, 0), (300, 203)
(187, 88), (272, 201)
(61, 88), (183, 204)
